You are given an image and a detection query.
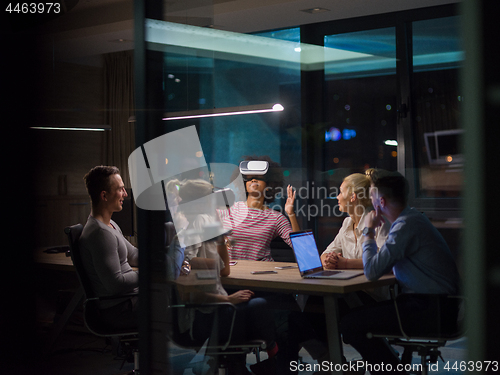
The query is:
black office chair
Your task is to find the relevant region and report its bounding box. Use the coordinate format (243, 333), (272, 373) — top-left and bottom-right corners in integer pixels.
(167, 293), (267, 375)
(164, 222), (266, 374)
(270, 236), (295, 262)
(367, 287), (465, 375)
(64, 224), (139, 373)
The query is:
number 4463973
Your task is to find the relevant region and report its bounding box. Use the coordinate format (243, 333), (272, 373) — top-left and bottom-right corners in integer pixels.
(6, 3), (61, 14)
(443, 361), (499, 372)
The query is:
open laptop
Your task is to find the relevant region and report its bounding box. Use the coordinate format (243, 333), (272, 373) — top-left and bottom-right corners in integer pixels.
(289, 230), (365, 280)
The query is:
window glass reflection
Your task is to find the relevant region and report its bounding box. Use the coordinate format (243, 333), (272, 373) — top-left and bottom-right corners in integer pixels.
(323, 27), (398, 179)
(412, 16), (463, 198)
(317, 27), (397, 250)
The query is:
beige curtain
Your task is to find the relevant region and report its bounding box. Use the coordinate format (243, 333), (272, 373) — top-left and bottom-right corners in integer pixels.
(103, 50), (135, 188)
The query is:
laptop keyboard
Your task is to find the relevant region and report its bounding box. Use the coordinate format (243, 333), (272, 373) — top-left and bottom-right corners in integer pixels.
(310, 270), (342, 277)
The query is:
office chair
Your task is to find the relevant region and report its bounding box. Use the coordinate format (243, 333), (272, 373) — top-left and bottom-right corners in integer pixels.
(270, 236), (295, 262)
(167, 295), (267, 375)
(164, 222), (266, 375)
(64, 224), (139, 374)
(367, 286), (465, 375)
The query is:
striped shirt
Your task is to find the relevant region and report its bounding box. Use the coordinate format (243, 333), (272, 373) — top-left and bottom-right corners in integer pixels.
(218, 201), (293, 261)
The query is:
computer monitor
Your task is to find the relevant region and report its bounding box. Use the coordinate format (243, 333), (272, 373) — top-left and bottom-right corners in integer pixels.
(424, 129), (463, 165)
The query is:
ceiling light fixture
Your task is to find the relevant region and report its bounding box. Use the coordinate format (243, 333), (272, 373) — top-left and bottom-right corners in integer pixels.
(163, 103), (284, 121)
(30, 125), (111, 131)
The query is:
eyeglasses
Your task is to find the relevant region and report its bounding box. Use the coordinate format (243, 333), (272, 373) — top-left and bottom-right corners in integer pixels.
(243, 176), (267, 182)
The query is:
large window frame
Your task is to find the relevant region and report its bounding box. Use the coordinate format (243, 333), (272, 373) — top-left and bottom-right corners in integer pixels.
(300, 4), (462, 223)
(136, 4), (463, 372)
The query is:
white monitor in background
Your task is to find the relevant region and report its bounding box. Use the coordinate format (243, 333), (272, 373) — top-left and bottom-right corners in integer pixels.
(424, 129), (463, 166)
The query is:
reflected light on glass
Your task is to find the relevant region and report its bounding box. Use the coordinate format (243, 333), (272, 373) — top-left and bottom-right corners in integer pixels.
(30, 126), (110, 131)
(343, 129), (356, 139)
(325, 127), (342, 142)
(163, 103), (284, 121)
(384, 140), (398, 146)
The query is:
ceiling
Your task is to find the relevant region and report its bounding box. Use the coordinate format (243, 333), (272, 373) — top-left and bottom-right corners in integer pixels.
(32, 0), (459, 66)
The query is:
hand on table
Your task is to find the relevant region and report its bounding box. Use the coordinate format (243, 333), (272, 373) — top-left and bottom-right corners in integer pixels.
(336, 254), (348, 269)
(323, 252), (339, 269)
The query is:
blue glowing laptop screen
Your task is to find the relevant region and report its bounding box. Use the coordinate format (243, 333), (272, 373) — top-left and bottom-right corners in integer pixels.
(290, 231), (323, 273)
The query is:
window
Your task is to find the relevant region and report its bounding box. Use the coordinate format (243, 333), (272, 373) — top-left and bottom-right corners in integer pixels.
(411, 16), (463, 201)
(323, 27), (398, 174)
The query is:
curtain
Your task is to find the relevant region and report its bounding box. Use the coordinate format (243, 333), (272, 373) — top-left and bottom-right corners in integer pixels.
(103, 50), (135, 189)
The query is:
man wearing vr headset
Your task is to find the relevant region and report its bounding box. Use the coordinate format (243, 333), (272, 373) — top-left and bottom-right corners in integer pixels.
(218, 156), (299, 261)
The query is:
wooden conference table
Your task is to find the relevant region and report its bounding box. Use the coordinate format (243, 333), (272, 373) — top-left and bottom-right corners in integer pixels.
(35, 250), (396, 373)
(175, 259), (397, 373)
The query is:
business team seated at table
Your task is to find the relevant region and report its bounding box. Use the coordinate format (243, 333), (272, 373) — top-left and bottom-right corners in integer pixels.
(78, 160), (460, 375)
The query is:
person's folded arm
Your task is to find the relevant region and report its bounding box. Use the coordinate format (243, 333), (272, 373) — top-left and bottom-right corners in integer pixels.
(320, 226), (344, 268)
(337, 256), (363, 269)
(362, 221), (409, 280)
(362, 239), (392, 280)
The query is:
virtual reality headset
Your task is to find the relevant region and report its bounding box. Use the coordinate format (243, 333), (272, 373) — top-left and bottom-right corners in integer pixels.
(239, 160), (269, 176)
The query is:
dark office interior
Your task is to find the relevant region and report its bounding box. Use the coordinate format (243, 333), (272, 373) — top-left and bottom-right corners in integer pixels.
(4, 0), (500, 373)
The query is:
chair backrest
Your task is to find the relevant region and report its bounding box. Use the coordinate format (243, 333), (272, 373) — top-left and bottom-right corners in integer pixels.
(270, 236), (295, 262)
(64, 224), (96, 300)
(393, 293), (465, 340)
(65, 223), (138, 337)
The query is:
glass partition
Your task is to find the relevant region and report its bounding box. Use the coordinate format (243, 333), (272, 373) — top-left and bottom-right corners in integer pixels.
(136, 5), (463, 371)
(146, 21), (306, 215)
(411, 16), (463, 200)
(314, 27), (397, 250)
(323, 27), (397, 174)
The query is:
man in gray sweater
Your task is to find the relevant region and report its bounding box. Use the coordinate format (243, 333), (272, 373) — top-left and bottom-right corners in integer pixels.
(79, 166), (139, 330)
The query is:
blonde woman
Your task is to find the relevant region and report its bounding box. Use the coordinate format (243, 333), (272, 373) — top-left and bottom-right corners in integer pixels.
(321, 172), (389, 270)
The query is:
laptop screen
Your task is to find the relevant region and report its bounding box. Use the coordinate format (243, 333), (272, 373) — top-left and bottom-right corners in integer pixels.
(289, 230), (323, 274)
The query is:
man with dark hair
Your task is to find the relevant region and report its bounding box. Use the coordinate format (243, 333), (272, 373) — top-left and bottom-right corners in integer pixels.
(339, 170), (460, 374)
(368, 169), (410, 207)
(83, 165), (120, 207)
(80, 166), (139, 330)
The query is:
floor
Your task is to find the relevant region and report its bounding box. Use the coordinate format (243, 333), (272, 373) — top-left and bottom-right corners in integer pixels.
(20, 288), (467, 375)
(20, 318), (467, 375)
